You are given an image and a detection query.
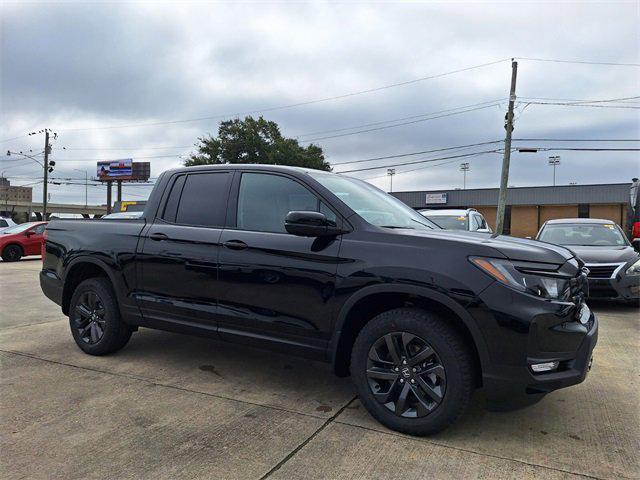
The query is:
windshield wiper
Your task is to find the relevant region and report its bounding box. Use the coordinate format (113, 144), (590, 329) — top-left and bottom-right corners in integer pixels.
(380, 225), (413, 229)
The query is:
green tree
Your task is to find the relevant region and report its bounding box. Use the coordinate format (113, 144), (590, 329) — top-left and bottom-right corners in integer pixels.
(185, 116), (330, 171)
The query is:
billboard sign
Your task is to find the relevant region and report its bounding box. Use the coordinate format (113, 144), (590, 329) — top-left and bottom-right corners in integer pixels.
(97, 159), (133, 180)
(425, 193), (448, 205)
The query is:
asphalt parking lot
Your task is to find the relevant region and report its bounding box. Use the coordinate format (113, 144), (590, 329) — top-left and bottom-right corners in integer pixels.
(1, 259), (638, 480)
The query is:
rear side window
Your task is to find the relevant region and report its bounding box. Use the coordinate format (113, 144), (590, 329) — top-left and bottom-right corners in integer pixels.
(171, 173), (230, 227)
(0, 220), (7, 227)
(237, 173), (335, 233)
(162, 175), (186, 222)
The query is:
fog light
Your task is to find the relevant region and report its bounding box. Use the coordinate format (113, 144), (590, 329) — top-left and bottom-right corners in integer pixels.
(530, 361), (559, 373)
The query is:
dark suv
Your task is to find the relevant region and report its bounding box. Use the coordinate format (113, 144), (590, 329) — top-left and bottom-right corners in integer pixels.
(40, 165), (597, 435)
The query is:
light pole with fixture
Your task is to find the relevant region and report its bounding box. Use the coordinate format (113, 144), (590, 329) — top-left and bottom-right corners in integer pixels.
(548, 156), (561, 186)
(460, 162), (470, 189)
(387, 168), (396, 193)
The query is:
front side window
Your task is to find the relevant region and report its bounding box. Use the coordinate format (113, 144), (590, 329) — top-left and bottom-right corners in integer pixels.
(174, 173), (230, 227)
(308, 172), (436, 230)
(0, 220), (8, 227)
(32, 224), (46, 235)
(538, 223), (629, 246)
(237, 173), (334, 233)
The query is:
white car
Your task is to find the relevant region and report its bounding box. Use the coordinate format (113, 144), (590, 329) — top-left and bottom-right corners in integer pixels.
(419, 208), (492, 233)
(0, 216), (17, 233)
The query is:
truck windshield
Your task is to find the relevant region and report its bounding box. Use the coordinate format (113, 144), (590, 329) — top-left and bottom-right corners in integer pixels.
(307, 172), (437, 230)
(538, 223), (629, 247)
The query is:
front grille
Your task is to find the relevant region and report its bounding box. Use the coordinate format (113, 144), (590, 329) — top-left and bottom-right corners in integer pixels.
(585, 263), (623, 279)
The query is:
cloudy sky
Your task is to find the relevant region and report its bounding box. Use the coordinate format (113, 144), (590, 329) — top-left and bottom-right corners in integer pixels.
(1, 1), (639, 206)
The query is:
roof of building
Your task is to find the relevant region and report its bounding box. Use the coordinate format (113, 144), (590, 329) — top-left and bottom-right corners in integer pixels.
(392, 182), (632, 208)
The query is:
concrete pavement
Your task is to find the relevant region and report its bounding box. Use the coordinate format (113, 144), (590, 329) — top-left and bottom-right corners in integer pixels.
(1, 259), (638, 479)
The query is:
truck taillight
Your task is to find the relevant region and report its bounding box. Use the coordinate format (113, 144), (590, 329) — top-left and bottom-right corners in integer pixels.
(633, 221), (640, 241)
(41, 229), (48, 262)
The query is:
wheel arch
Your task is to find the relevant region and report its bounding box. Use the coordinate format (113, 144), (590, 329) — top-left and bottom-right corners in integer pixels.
(329, 284), (489, 384)
(61, 258), (119, 315)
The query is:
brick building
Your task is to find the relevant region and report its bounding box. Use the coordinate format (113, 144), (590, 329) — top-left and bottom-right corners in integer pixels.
(392, 182), (631, 238)
(0, 177), (33, 218)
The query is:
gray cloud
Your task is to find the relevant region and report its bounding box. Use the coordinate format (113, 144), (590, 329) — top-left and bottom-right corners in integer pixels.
(1, 1), (638, 206)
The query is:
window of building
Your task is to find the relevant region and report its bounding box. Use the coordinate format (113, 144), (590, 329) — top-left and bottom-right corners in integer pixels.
(578, 204), (590, 218)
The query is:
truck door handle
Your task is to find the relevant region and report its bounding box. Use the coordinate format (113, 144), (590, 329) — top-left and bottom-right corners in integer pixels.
(223, 240), (248, 250)
(150, 232), (169, 241)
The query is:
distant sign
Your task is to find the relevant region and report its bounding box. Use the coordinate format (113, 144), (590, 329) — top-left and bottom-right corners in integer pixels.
(96, 160), (150, 182)
(97, 159), (133, 180)
(426, 193), (448, 205)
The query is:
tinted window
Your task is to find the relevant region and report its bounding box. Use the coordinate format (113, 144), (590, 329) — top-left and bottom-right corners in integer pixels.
(237, 173), (333, 233)
(0, 220), (7, 227)
(162, 175), (186, 222)
(175, 173), (230, 227)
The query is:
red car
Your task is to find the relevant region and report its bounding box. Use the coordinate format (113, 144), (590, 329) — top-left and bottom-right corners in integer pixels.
(0, 221), (48, 262)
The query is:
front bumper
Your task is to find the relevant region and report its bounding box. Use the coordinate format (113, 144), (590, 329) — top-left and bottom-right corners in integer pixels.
(476, 280), (598, 401)
(587, 275), (640, 301)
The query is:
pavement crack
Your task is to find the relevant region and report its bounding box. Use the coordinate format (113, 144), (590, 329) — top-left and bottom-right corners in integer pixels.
(258, 395), (358, 480)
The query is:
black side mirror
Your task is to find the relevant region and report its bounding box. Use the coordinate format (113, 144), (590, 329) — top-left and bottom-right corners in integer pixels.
(285, 211), (348, 237)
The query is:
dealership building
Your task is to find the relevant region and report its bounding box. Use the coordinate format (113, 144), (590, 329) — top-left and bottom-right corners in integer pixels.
(392, 182), (632, 238)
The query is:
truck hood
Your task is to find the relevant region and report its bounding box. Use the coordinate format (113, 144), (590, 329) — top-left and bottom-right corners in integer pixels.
(565, 245), (639, 264)
(389, 229), (575, 265)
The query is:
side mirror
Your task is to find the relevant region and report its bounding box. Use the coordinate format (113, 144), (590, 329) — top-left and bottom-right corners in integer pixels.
(285, 211), (347, 237)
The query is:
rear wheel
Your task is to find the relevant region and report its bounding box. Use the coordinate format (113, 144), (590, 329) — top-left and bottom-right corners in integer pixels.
(1, 244), (23, 262)
(351, 308), (474, 435)
(69, 278), (132, 355)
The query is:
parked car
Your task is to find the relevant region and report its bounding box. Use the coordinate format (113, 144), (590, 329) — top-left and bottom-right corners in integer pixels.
(536, 218), (640, 302)
(40, 165), (596, 435)
(0, 216), (17, 233)
(419, 208), (492, 233)
(1, 221), (48, 261)
(628, 177), (640, 248)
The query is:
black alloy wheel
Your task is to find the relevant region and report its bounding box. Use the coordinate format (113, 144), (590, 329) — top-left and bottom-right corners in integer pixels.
(2, 245), (22, 262)
(73, 291), (107, 344)
(367, 332), (446, 418)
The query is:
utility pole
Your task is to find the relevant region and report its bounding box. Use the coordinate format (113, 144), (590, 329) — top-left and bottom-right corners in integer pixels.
(387, 168), (396, 193)
(495, 59), (518, 236)
(43, 130), (50, 220)
(548, 156), (561, 186)
(460, 163), (470, 189)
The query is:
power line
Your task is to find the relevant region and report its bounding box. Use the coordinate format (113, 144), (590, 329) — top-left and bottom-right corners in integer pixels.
(330, 140), (503, 166)
(513, 138), (640, 142)
(524, 101), (640, 110)
(300, 103), (502, 143)
(337, 149), (504, 174)
(295, 99), (505, 139)
(54, 59), (511, 132)
(515, 57), (640, 67)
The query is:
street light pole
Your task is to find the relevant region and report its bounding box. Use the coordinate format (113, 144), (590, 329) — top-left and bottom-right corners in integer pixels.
(460, 163), (470, 189)
(387, 168), (396, 193)
(548, 156), (561, 186)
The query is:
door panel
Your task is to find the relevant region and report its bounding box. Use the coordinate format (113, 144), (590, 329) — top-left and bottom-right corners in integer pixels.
(24, 224), (46, 255)
(136, 171), (232, 330)
(217, 230), (341, 357)
(216, 171), (342, 358)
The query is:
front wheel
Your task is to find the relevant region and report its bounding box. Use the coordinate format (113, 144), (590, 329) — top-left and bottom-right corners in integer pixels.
(351, 308), (474, 436)
(69, 278), (133, 355)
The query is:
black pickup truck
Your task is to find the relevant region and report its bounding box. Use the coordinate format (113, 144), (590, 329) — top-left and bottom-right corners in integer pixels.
(40, 164), (597, 435)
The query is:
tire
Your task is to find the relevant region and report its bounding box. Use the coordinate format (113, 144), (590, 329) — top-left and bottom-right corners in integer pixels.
(2, 244), (23, 262)
(351, 307), (474, 436)
(69, 278), (132, 355)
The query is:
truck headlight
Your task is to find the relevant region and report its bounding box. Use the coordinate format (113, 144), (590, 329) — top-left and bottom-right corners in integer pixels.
(625, 258), (640, 276)
(470, 257), (569, 300)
